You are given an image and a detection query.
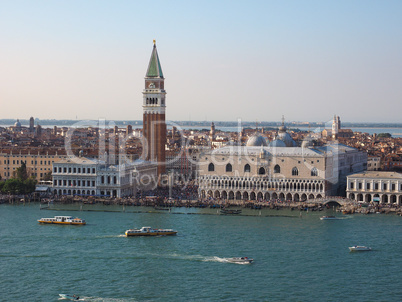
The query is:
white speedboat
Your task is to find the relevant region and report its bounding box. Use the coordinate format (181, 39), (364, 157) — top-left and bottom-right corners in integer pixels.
(320, 216), (338, 220)
(59, 293), (80, 300)
(125, 226), (177, 236)
(226, 257), (253, 264)
(349, 246), (372, 252)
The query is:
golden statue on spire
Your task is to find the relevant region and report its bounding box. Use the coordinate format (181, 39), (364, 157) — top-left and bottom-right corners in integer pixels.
(153, 39), (156, 44)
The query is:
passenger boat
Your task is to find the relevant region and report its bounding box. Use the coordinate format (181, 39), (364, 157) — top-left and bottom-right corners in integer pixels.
(154, 206), (170, 211)
(320, 216), (339, 220)
(220, 208), (242, 215)
(59, 293), (80, 300)
(226, 257), (254, 264)
(38, 216), (86, 225)
(125, 226), (177, 236)
(349, 246), (372, 252)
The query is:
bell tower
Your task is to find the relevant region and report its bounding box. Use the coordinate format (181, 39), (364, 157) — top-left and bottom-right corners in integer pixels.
(142, 40), (166, 176)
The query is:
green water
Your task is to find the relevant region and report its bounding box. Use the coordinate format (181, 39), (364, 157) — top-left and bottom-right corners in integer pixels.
(0, 204), (401, 301)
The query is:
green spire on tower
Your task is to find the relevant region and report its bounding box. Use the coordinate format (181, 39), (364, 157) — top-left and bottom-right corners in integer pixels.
(146, 40), (164, 78)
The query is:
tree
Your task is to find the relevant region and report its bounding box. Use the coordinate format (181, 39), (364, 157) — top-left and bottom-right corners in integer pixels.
(23, 178), (37, 194)
(43, 171), (52, 182)
(1, 175), (37, 195)
(377, 133), (392, 138)
(2, 179), (23, 194)
(14, 161), (28, 181)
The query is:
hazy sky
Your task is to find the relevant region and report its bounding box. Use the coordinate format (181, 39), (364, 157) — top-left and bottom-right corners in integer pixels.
(1, 0), (401, 123)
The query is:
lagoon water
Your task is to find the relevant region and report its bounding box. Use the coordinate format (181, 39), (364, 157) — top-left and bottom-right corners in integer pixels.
(1, 204), (401, 301)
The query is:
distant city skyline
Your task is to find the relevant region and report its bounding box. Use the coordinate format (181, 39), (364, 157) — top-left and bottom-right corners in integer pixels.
(1, 0), (401, 123)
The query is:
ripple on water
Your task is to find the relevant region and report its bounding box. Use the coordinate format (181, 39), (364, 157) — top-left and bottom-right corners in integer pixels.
(0, 205), (401, 301)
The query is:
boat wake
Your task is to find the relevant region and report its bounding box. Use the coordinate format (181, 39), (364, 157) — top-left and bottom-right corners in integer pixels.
(337, 216), (354, 220)
(62, 297), (136, 301)
(203, 256), (232, 263)
(95, 235), (126, 239)
(204, 257), (253, 264)
(157, 253), (251, 264)
(159, 252), (206, 261)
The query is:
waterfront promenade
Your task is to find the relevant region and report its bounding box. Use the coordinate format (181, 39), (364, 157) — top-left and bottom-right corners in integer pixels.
(2, 193), (402, 216)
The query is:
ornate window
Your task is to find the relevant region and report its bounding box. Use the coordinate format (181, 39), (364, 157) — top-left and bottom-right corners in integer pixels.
(258, 167), (265, 175)
(292, 167), (298, 176)
(208, 163), (214, 172)
(311, 167), (318, 177)
(244, 164), (250, 173)
(274, 164), (281, 173)
(226, 163), (232, 172)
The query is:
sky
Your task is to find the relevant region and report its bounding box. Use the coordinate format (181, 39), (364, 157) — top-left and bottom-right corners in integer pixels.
(1, 0), (401, 123)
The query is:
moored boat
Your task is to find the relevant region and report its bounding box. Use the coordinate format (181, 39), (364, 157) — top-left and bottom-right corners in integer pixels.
(226, 257), (254, 264)
(220, 208), (242, 215)
(125, 226), (177, 236)
(38, 216), (86, 225)
(154, 206), (170, 211)
(320, 216), (339, 220)
(349, 245), (372, 252)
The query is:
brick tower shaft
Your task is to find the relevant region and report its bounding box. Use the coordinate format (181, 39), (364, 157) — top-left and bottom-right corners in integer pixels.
(142, 41), (166, 176)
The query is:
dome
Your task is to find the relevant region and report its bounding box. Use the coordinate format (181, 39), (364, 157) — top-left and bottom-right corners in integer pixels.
(277, 131), (297, 147)
(278, 124), (287, 133)
(14, 119), (21, 128)
(246, 134), (267, 147)
(268, 139), (286, 147)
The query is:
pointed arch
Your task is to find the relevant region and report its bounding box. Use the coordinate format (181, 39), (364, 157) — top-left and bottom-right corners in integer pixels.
(274, 164), (280, 173)
(292, 167), (298, 176)
(226, 163), (232, 172)
(311, 167), (318, 176)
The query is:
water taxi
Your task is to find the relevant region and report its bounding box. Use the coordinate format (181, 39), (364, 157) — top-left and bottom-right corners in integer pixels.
(38, 216), (86, 225)
(226, 257), (254, 264)
(125, 226), (177, 236)
(320, 216), (339, 220)
(59, 293), (80, 300)
(349, 246), (372, 252)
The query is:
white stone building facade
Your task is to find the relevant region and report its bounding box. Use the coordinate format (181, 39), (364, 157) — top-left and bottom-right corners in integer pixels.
(52, 157), (157, 198)
(198, 142), (367, 201)
(346, 171), (402, 205)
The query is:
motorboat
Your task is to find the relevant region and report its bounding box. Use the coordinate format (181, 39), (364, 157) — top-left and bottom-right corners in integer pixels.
(220, 208), (242, 215)
(154, 206), (170, 211)
(59, 293), (80, 300)
(38, 216), (86, 225)
(125, 226), (177, 236)
(226, 257), (253, 264)
(349, 246), (372, 252)
(320, 216), (339, 220)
